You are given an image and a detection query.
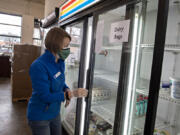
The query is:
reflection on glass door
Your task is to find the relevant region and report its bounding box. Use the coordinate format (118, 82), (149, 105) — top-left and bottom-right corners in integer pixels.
(88, 6), (126, 135)
(61, 22), (83, 135)
(155, 1), (180, 135)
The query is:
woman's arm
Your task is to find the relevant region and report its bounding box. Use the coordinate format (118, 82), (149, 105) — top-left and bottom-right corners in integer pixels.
(30, 61), (65, 104)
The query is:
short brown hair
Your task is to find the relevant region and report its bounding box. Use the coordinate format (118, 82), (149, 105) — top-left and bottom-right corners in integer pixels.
(45, 27), (71, 53)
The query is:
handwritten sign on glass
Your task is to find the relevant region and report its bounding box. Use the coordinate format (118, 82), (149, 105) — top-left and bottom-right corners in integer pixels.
(109, 20), (130, 43)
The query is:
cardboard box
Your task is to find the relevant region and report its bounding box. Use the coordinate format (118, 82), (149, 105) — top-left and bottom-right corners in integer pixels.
(12, 44), (41, 100)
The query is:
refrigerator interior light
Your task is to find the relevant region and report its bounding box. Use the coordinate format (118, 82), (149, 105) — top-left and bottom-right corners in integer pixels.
(80, 98), (86, 135)
(79, 22), (93, 135)
(128, 15), (143, 134)
(85, 25), (92, 71)
(123, 13), (139, 135)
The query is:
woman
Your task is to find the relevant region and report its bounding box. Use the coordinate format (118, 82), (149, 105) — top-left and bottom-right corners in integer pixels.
(27, 27), (88, 135)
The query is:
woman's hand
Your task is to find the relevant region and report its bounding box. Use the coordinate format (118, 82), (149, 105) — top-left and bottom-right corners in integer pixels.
(64, 89), (72, 107)
(65, 100), (70, 108)
(66, 89), (72, 100)
(72, 88), (88, 98)
(64, 88), (88, 107)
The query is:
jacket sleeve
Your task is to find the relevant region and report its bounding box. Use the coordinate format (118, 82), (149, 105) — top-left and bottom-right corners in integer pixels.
(29, 61), (65, 104)
(62, 61), (69, 92)
(63, 83), (69, 92)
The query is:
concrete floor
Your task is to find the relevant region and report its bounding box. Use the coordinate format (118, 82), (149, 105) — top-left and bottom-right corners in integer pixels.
(0, 78), (68, 135)
(0, 78), (31, 135)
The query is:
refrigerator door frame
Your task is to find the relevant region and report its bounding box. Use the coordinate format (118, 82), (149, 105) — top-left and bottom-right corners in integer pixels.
(144, 0), (169, 134)
(61, 17), (90, 135)
(74, 17), (89, 135)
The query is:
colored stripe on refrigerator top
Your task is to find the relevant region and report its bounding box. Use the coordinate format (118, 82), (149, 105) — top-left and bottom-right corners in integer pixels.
(62, 0), (77, 10)
(62, 0), (85, 15)
(60, 0), (100, 21)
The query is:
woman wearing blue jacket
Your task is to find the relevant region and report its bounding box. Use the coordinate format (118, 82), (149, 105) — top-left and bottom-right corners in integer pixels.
(27, 27), (88, 135)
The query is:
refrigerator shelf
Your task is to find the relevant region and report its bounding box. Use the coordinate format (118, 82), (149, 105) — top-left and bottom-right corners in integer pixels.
(133, 128), (143, 135)
(136, 88), (149, 95)
(154, 117), (175, 135)
(141, 44), (180, 52)
(91, 100), (143, 135)
(91, 99), (116, 126)
(103, 46), (122, 50)
(136, 88), (180, 106)
(159, 92), (180, 106)
(155, 119), (171, 130)
(62, 121), (74, 135)
(133, 116), (171, 135)
(94, 70), (119, 85)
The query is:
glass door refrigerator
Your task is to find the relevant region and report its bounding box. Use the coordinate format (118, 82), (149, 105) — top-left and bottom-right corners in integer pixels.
(59, 0), (169, 135)
(86, 0), (169, 135)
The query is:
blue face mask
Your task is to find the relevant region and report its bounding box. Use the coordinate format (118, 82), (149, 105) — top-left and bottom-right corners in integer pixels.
(57, 48), (70, 60)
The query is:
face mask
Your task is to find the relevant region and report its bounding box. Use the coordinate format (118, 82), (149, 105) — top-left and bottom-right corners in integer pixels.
(58, 48), (70, 60)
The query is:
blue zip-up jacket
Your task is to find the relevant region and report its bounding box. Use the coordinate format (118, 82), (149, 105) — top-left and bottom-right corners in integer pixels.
(27, 49), (69, 121)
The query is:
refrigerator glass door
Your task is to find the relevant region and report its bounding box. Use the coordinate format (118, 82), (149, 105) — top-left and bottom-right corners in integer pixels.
(121, 0), (160, 135)
(155, 1), (180, 135)
(88, 5), (126, 135)
(118, 0), (160, 135)
(61, 22), (84, 135)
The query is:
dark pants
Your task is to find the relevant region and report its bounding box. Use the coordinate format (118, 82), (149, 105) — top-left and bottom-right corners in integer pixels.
(28, 115), (62, 135)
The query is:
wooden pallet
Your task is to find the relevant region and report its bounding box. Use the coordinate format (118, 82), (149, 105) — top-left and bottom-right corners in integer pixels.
(12, 97), (30, 102)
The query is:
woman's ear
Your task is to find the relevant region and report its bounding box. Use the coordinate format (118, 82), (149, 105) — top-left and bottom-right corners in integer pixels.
(63, 37), (71, 48)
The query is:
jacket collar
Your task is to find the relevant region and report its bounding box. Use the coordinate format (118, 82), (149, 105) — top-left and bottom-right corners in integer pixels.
(44, 49), (64, 64)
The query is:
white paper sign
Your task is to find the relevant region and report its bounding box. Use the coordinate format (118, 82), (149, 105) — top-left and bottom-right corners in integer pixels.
(109, 20), (130, 43)
(95, 20), (104, 53)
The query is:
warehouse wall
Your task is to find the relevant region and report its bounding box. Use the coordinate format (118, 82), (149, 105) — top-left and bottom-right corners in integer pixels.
(0, 0), (45, 44)
(44, 0), (67, 17)
(21, 15), (34, 44)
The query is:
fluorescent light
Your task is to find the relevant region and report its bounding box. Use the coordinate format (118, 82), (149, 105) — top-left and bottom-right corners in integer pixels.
(79, 19), (93, 135)
(123, 13), (139, 135)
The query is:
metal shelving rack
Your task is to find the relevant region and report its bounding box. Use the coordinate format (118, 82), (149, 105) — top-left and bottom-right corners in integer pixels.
(136, 88), (180, 106)
(91, 102), (143, 135)
(88, 44), (180, 135)
(91, 99), (116, 126)
(103, 46), (122, 50)
(141, 44), (180, 52)
(92, 69), (144, 135)
(138, 43), (180, 106)
(136, 43), (180, 135)
(94, 69), (119, 85)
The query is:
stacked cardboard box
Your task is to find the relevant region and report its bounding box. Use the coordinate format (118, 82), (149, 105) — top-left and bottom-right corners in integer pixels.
(11, 44), (41, 101)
